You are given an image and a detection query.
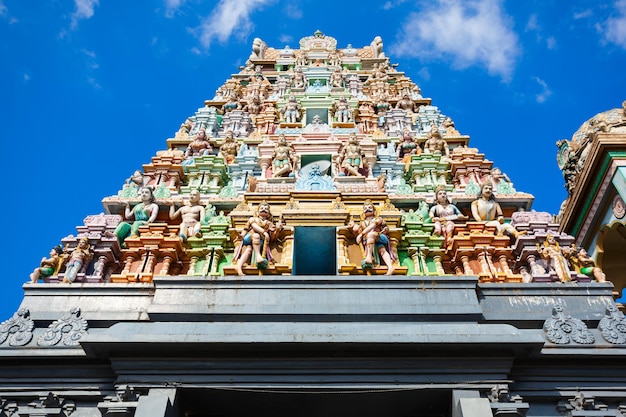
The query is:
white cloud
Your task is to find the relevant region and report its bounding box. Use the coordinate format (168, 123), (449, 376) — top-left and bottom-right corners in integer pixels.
(196, 0), (275, 49)
(389, 0), (520, 81)
(164, 0), (185, 18)
(605, 0), (626, 48)
(279, 34), (293, 45)
(0, 1), (7, 16)
(533, 77), (552, 103)
(525, 14), (538, 32)
(546, 36), (556, 49)
(284, 4), (302, 20)
(71, 0), (99, 29)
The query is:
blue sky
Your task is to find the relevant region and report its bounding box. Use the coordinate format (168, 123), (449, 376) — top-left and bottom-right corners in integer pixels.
(1, 0), (625, 320)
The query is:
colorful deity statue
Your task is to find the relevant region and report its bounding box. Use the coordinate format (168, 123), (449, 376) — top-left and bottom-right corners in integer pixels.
(167, 189), (205, 242)
(570, 246), (606, 282)
(271, 134), (297, 178)
(233, 201), (283, 275)
(470, 183), (525, 240)
(339, 132), (365, 176)
(219, 130), (239, 164)
(63, 237), (93, 283)
(537, 234), (573, 282)
(332, 96), (352, 123)
(113, 186), (160, 248)
(423, 124), (450, 158)
(350, 199), (395, 275)
(280, 95), (302, 124)
(29, 245), (64, 283)
(397, 129), (421, 163)
(429, 185), (468, 248)
(184, 128), (213, 160)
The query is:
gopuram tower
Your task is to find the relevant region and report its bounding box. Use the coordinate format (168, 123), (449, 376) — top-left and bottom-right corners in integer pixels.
(1, 32), (624, 417)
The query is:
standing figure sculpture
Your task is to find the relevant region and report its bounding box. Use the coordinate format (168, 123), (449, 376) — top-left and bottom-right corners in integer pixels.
(168, 189), (205, 242)
(271, 134), (297, 178)
(29, 245), (64, 283)
(339, 133), (365, 176)
(429, 186), (468, 248)
(332, 96), (352, 123)
(233, 201), (283, 275)
(537, 234), (573, 282)
(63, 237), (93, 283)
(351, 200), (395, 275)
(280, 95), (302, 124)
(114, 187), (160, 248)
(470, 183), (524, 239)
(330, 67), (344, 88)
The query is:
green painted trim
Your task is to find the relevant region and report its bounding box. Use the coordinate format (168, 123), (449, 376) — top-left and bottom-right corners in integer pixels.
(571, 151), (626, 236)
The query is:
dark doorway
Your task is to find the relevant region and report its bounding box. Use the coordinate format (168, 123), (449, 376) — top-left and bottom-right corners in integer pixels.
(294, 226), (337, 275)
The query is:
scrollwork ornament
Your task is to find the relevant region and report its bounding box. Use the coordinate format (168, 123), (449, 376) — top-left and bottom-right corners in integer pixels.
(599, 305), (626, 344)
(612, 195), (626, 219)
(38, 307), (88, 347)
(543, 304), (595, 344)
(0, 308), (34, 346)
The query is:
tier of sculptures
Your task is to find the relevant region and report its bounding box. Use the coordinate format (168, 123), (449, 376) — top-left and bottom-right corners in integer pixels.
(26, 32), (607, 285)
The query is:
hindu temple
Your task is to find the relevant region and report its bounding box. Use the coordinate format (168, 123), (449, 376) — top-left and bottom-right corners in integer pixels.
(2, 31), (626, 417)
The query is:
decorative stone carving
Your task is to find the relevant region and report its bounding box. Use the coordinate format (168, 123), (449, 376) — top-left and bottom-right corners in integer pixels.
(543, 303), (594, 345)
(599, 305), (626, 344)
(0, 308), (34, 347)
(38, 307), (88, 347)
(557, 392), (609, 414)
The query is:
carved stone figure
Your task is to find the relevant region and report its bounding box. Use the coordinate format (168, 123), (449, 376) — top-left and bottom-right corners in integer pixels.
(280, 95), (302, 124)
(219, 130), (239, 164)
(29, 245), (64, 283)
(423, 124), (450, 158)
(64, 237), (93, 283)
(113, 186), (159, 247)
(332, 96), (351, 123)
(351, 200), (395, 275)
(233, 201), (283, 275)
(429, 185), (468, 248)
(537, 234), (573, 282)
(470, 183), (524, 239)
(168, 189), (205, 242)
(339, 133), (365, 176)
(570, 246), (606, 282)
(184, 128), (213, 160)
(271, 134), (297, 178)
(397, 129), (421, 163)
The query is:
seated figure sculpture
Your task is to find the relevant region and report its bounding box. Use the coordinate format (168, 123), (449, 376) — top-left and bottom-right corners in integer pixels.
(397, 129), (421, 163)
(339, 133), (365, 176)
(219, 130), (239, 164)
(271, 134), (297, 177)
(233, 201), (283, 275)
(470, 183), (524, 239)
(63, 237), (93, 283)
(429, 185), (468, 248)
(570, 246), (607, 282)
(184, 127), (213, 160)
(29, 245), (64, 283)
(350, 200), (395, 275)
(167, 189), (205, 242)
(423, 124), (450, 158)
(113, 186), (160, 247)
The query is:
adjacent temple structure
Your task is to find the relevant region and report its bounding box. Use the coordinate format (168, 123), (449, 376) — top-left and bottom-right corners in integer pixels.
(3, 32), (626, 417)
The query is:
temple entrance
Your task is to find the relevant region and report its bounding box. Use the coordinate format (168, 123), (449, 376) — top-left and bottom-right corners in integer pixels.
(179, 388), (451, 417)
(597, 221), (626, 299)
(293, 226), (337, 275)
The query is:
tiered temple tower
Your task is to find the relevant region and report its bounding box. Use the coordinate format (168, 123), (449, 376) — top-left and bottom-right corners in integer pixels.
(1, 32), (625, 417)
